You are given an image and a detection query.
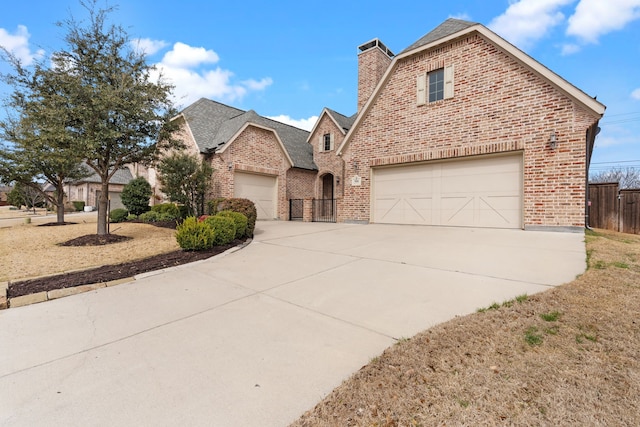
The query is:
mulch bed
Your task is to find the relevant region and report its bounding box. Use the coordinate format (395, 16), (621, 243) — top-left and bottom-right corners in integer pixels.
(8, 219), (249, 298)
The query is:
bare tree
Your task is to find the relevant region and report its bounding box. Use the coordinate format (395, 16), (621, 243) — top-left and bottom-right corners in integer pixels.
(590, 167), (640, 189)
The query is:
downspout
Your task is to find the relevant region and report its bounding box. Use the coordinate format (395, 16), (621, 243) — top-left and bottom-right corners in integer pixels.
(585, 122), (600, 230)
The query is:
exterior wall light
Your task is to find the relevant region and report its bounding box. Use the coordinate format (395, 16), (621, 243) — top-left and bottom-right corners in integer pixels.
(549, 132), (557, 150)
(227, 162), (233, 171)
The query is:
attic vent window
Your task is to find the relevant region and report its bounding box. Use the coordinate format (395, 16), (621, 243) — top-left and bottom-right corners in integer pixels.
(428, 69), (444, 102)
(416, 64), (455, 105)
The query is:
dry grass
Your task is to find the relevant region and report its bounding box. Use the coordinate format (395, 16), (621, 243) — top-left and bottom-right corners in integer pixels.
(293, 229), (640, 426)
(0, 218), (179, 282)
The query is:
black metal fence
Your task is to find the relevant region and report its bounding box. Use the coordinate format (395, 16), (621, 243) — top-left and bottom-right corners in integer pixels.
(312, 199), (336, 223)
(289, 199), (303, 221)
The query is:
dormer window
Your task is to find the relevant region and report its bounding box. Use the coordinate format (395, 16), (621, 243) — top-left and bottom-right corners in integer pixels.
(417, 64), (455, 105)
(319, 133), (335, 152)
(428, 69), (444, 102)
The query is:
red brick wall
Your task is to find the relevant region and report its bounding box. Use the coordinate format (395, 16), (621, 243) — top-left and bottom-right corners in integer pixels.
(286, 168), (316, 200)
(308, 113), (346, 199)
(341, 33), (600, 228)
(209, 125), (291, 219)
(358, 46), (393, 112)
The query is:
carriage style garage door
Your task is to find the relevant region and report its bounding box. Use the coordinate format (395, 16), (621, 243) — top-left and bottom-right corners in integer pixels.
(372, 154), (523, 229)
(234, 172), (277, 220)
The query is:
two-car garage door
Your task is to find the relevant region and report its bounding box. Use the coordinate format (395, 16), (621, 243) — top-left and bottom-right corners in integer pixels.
(234, 172), (277, 220)
(372, 154), (523, 229)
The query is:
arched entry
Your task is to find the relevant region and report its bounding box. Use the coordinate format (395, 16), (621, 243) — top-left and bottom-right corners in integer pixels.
(322, 173), (334, 200)
(313, 173), (336, 222)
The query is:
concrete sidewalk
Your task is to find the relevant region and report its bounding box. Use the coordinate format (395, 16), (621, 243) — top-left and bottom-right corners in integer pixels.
(0, 222), (585, 426)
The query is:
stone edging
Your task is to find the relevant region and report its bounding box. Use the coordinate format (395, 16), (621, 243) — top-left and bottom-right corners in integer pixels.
(0, 239), (252, 310)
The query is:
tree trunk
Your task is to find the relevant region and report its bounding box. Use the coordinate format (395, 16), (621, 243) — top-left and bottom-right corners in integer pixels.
(56, 188), (65, 223)
(97, 181), (109, 235)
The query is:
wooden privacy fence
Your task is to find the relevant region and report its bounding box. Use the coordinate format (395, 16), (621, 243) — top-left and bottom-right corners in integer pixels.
(589, 183), (640, 234)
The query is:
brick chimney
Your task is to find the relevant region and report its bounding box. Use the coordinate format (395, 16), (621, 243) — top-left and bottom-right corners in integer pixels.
(357, 39), (394, 111)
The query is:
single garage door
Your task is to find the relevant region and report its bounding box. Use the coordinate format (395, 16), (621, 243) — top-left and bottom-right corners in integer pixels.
(234, 172), (277, 220)
(372, 154), (522, 228)
(97, 191), (125, 211)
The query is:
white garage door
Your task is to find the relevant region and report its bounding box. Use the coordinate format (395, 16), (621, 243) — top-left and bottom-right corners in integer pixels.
(234, 172), (277, 220)
(372, 154), (522, 229)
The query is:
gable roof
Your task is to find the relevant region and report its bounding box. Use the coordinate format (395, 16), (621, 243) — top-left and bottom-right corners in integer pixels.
(70, 166), (134, 185)
(400, 18), (477, 54)
(338, 18), (606, 155)
(306, 107), (357, 141)
(178, 98), (316, 170)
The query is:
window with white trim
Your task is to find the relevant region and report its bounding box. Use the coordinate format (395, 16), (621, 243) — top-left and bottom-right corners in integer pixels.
(319, 133), (335, 152)
(417, 64), (454, 105)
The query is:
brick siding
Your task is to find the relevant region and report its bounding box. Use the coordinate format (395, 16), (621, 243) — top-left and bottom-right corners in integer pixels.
(341, 33), (600, 228)
(308, 113), (346, 199)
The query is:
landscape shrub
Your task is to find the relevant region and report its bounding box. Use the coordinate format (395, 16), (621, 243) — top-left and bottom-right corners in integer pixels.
(121, 177), (152, 215)
(218, 198), (257, 236)
(126, 213), (138, 221)
(138, 211), (160, 223)
(207, 197), (227, 215)
(178, 204), (189, 220)
(109, 208), (129, 223)
(216, 210), (248, 238)
(175, 217), (215, 251)
(72, 201), (85, 212)
(151, 203), (180, 219)
(203, 215), (236, 246)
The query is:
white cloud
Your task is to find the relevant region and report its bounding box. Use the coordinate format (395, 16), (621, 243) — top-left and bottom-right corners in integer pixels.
(131, 38), (168, 56)
(449, 13), (472, 21)
(161, 42), (219, 68)
(267, 115), (318, 131)
(567, 0), (640, 43)
(149, 42), (272, 106)
(631, 88), (640, 100)
(488, 0), (574, 49)
(242, 77), (273, 91)
(0, 25), (44, 66)
(561, 43), (581, 55)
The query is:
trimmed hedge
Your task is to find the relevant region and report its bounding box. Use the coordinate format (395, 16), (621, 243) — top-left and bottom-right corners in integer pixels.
(176, 217), (215, 251)
(207, 197), (227, 215)
(217, 210), (248, 238)
(151, 203), (181, 219)
(72, 201), (85, 212)
(218, 198), (257, 237)
(204, 215), (236, 246)
(109, 208), (129, 223)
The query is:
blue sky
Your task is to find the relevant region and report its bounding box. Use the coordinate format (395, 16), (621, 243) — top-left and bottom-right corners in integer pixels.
(1, 0), (639, 173)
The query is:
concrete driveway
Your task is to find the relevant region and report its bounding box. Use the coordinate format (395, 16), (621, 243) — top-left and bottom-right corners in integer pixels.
(0, 221), (585, 426)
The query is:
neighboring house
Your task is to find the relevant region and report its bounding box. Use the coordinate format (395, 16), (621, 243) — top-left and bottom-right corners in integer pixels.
(336, 18), (605, 231)
(163, 18), (605, 231)
(0, 185), (12, 206)
(64, 165), (143, 210)
(159, 99), (316, 219)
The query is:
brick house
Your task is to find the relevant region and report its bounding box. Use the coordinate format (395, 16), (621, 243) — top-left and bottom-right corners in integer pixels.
(64, 164), (148, 210)
(335, 18), (605, 231)
(160, 98), (316, 219)
(163, 18), (604, 231)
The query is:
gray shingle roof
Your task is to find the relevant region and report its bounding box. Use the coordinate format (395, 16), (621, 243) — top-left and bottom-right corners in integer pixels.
(326, 108), (357, 133)
(180, 98), (316, 170)
(72, 166), (134, 185)
(400, 18), (478, 55)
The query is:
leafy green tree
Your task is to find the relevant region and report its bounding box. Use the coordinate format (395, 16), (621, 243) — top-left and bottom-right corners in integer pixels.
(0, 47), (91, 223)
(0, 1), (180, 234)
(56, 1), (180, 235)
(157, 153), (213, 217)
(6, 187), (25, 209)
(120, 176), (152, 215)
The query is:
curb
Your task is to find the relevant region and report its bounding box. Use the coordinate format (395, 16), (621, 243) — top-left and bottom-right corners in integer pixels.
(1, 238), (252, 310)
